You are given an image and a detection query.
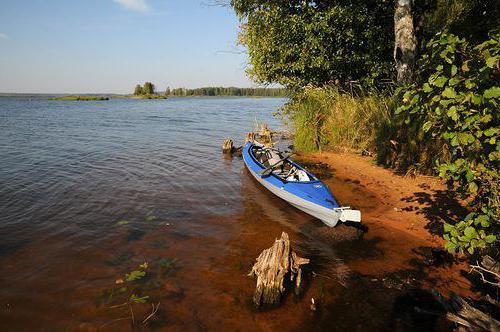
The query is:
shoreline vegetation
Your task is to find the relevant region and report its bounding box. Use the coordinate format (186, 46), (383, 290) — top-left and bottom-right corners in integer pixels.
(231, 0), (499, 323)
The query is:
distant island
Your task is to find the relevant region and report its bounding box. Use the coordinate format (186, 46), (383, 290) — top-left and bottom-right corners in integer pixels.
(132, 82), (168, 99)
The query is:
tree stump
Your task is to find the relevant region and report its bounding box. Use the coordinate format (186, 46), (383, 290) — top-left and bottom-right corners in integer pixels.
(258, 123), (273, 143)
(222, 139), (234, 154)
(245, 132), (255, 143)
(248, 232), (309, 306)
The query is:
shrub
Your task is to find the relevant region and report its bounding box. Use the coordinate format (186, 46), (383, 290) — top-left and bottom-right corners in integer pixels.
(396, 31), (499, 254)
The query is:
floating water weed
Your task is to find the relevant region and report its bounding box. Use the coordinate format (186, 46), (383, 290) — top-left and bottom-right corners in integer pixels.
(145, 215), (159, 222)
(100, 261), (163, 328)
(125, 270), (146, 282)
(116, 220), (130, 226)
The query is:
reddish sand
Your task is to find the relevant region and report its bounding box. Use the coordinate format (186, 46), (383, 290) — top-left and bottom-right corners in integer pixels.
(299, 151), (474, 296)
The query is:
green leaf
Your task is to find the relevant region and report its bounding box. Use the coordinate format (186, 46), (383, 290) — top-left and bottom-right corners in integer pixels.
(485, 56), (499, 68)
(423, 83), (433, 93)
(442, 87), (457, 98)
(433, 76), (448, 88)
(443, 223), (453, 233)
(484, 86), (500, 99)
(125, 270), (146, 282)
(471, 95), (482, 105)
(447, 106), (458, 121)
(468, 182), (478, 194)
(464, 226), (477, 239)
(467, 246), (475, 255)
(464, 79), (476, 89)
(445, 241), (457, 253)
(422, 121), (433, 132)
(484, 128), (497, 136)
(451, 65), (457, 76)
(449, 77), (460, 86)
(484, 235), (497, 244)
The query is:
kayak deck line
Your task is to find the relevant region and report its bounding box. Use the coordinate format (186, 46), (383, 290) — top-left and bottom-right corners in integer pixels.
(242, 141), (361, 227)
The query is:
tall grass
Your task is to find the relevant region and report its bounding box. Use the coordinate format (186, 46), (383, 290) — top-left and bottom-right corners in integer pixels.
(284, 87), (392, 153)
(284, 86), (448, 174)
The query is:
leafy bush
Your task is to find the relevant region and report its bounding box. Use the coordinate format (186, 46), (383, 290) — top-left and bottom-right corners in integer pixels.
(283, 87), (392, 152)
(396, 31), (499, 254)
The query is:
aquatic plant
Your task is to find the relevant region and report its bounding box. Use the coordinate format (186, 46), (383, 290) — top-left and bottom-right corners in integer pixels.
(145, 215), (159, 222)
(99, 261), (161, 328)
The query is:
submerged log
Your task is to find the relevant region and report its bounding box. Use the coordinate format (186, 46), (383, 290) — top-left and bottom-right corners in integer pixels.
(248, 232), (309, 306)
(222, 139), (234, 154)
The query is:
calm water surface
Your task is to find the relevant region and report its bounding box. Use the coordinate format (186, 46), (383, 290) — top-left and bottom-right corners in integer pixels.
(0, 97), (451, 331)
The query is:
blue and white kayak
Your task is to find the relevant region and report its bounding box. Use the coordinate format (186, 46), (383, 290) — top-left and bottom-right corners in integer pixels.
(242, 141), (361, 227)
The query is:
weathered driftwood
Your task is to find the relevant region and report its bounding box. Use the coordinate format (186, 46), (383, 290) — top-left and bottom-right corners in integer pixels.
(222, 138), (234, 154)
(470, 255), (500, 288)
(248, 232), (309, 306)
(433, 291), (500, 331)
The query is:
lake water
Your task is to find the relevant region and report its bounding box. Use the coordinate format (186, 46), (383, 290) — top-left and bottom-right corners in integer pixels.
(0, 97), (455, 331)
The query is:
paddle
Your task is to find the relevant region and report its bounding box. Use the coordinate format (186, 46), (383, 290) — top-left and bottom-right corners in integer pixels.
(259, 152), (295, 176)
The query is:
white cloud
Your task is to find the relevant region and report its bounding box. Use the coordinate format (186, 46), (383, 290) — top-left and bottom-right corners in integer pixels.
(113, 0), (150, 12)
(0, 33), (7, 40)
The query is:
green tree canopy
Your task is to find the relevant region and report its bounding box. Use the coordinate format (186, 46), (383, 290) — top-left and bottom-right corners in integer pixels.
(133, 84), (143, 96)
(143, 82), (155, 95)
(231, 0), (499, 90)
(232, 0), (395, 90)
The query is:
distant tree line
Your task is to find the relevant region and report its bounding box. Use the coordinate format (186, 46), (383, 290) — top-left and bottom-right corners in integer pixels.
(165, 86), (287, 97)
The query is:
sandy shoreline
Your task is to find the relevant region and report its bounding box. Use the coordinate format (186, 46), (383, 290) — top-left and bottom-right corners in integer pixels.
(297, 150), (476, 297)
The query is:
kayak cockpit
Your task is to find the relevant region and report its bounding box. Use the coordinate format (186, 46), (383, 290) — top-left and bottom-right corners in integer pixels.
(251, 145), (318, 183)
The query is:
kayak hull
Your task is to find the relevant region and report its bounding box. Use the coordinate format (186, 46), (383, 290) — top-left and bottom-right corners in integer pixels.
(242, 142), (360, 227)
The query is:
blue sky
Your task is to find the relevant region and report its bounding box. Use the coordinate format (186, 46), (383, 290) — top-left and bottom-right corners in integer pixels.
(0, 0), (253, 93)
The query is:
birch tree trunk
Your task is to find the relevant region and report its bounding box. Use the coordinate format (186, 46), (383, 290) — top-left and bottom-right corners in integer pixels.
(394, 0), (417, 83)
